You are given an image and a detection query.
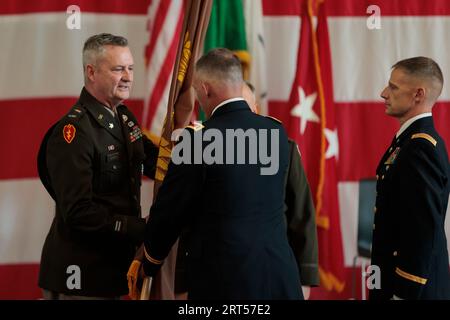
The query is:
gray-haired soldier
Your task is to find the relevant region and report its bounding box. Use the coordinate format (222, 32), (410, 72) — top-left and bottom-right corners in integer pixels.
(38, 33), (158, 299)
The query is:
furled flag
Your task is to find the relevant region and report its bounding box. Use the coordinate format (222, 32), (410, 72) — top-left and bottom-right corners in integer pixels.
(147, 0), (212, 300)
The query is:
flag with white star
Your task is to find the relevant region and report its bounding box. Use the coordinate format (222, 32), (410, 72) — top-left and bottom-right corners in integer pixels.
(286, 0), (346, 299)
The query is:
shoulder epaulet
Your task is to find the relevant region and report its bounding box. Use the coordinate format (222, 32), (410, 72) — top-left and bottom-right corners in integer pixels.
(411, 133), (437, 147)
(64, 105), (86, 121)
(265, 116), (282, 124)
(186, 122), (204, 132)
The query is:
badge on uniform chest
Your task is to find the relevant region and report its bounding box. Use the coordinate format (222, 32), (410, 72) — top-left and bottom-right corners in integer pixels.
(385, 147), (401, 165)
(121, 114), (143, 143)
(129, 125), (143, 142)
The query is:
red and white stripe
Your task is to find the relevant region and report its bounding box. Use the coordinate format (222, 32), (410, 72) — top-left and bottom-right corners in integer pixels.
(2, 0), (450, 299)
(142, 0), (183, 134)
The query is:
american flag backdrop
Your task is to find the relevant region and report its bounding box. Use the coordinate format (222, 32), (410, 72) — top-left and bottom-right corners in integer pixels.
(1, 0), (450, 299)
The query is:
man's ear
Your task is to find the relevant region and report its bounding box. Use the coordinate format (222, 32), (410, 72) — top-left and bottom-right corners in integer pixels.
(415, 87), (425, 102)
(86, 64), (96, 82)
(201, 82), (210, 98)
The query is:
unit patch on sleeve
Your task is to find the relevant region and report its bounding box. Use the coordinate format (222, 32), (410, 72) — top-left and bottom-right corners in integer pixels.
(63, 124), (76, 144)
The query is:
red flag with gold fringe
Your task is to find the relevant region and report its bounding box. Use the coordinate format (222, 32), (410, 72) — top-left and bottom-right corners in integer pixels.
(287, 0), (346, 299)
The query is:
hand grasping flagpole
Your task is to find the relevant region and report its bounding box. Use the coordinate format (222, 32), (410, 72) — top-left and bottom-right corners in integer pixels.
(133, 0), (212, 300)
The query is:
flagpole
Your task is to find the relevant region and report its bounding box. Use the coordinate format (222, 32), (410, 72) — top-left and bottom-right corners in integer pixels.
(140, 276), (153, 300)
(141, 0), (212, 300)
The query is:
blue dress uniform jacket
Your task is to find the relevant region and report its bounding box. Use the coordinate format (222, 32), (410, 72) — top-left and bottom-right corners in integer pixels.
(38, 88), (158, 297)
(143, 100), (303, 300)
(369, 116), (450, 300)
(173, 138), (319, 294)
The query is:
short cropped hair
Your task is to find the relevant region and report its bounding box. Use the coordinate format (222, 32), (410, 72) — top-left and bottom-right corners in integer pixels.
(393, 56), (444, 95)
(82, 33), (128, 68)
(195, 48), (243, 85)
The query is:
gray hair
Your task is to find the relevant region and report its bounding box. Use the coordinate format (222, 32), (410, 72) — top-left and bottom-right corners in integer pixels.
(82, 33), (128, 69)
(195, 48), (243, 85)
(393, 56), (444, 95)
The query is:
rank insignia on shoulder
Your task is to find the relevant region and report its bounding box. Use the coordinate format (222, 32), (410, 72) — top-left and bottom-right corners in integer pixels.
(385, 146), (400, 165)
(67, 107), (85, 121)
(411, 133), (437, 147)
(63, 124), (76, 144)
(186, 122), (204, 131)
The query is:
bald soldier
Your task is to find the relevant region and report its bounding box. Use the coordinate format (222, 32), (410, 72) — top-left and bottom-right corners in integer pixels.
(370, 56), (450, 300)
